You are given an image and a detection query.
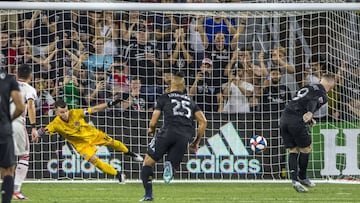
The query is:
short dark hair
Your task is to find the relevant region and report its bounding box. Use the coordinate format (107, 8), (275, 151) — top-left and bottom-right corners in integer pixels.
(270, 67), (281, 73)
(17, 64), (32, 79)
(54, 100), (67, 108)
(174, 71), (185, 78)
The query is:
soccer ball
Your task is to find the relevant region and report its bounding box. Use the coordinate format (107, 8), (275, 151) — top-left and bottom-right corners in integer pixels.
(249, 135), (267, 153)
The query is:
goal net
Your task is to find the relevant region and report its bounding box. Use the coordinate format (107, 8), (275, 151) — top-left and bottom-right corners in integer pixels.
(1, 0), (359, 182)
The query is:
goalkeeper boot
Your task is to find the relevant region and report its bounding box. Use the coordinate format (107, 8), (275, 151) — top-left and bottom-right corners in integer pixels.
(292, 180), (308, 193)
(298, 177), (316, 187)
(13, 191), (29, 200)
(126, 152), (144, 162)
(133, 153), (144, 162)
(116, 172), (126, 184)
(163, 161), (173, 184)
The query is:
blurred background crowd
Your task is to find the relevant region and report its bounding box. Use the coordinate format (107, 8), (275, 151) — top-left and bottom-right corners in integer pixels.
(0, 0), (359, 122)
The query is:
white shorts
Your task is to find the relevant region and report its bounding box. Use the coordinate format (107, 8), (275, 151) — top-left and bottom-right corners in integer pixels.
(12, 121), (30, 156)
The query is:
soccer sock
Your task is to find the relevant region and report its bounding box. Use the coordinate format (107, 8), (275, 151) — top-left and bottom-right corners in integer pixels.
(111, 140), (129, 153)
(141, 166), (153, 197)
(92, 158), (117, 175)
(14, 156), (30, 192)
(288, 153), (299, 182)
(298, 152), (310, 180)
(1, 175), (14, 203)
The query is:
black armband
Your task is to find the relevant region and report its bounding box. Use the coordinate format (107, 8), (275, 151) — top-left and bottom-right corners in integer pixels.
(30, 123), (36, 129)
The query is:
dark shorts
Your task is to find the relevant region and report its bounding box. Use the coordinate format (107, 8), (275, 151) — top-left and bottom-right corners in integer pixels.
(0, 136), (16, 168)
(147, 130), (191, 169)
(280, 112), (311, 148)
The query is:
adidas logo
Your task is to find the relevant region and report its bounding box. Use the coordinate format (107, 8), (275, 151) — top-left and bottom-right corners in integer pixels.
(197, 122), (249, 157)
(46, 144), (122, 174)
(186, 122), (261, 174)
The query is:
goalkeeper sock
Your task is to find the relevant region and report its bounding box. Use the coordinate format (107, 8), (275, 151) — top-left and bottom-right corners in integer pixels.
(288, 153), (299, 182)
(111, 140), (129, 153)
(14, 156), (29, 192)
(141, 166), (153, 197)
(298, 152), (309, 180)
(92, 158), (117, 175)
(1, 175), (14, 203)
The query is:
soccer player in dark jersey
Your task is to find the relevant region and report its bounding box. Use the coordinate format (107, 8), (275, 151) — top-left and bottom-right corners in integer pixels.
(0, 67), (25, 203)
(139, 71), (207, 201)
(280, 74), (335, 193)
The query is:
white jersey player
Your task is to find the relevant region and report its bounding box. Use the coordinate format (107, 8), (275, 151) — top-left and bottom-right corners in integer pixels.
(10, 64), (39, 200)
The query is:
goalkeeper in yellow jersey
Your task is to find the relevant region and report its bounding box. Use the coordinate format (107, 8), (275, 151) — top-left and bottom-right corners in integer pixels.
(36, 97), (143, 182)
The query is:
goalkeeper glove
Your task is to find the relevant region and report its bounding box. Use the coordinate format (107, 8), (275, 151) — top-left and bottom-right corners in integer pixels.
(37, 127), (48, 138)
(107, 93), (123, 107)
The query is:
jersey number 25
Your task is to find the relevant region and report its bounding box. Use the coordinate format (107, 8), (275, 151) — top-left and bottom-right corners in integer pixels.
(171, 99), (192, 119)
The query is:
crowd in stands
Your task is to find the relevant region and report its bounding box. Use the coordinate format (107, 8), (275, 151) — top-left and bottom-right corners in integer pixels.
(0, 9), (359, 121)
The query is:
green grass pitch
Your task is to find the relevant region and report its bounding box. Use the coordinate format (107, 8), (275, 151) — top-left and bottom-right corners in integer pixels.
(20, 182), (359, 203)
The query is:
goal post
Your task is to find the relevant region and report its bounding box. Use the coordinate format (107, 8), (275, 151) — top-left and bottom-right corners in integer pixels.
(0, 1), (359, 183)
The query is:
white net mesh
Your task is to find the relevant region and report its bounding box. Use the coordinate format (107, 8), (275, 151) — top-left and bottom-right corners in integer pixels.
(0, 1), (359, 181)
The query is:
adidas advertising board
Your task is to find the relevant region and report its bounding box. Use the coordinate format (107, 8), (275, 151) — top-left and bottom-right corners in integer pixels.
(186, 122), (261, 173)
(47, 145), (122, 175)
(29, 112), (359, 179)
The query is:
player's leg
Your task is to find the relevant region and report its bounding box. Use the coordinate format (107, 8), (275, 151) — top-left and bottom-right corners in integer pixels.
(0, 139), (17, 203)
(79, 145), (117, 176)
(289, 120), (312, 192)
(12, 124), (30, 200)
(109, 139), (143, 162)
(140, 155), (156, 202)
(140, 134), (169, 201)
(164, 136), (189, 184)
(298, 145), (315, 187)
(97, 132), (143, 162)
(280, 116), (307, 192)
(13, 155), (30, 200)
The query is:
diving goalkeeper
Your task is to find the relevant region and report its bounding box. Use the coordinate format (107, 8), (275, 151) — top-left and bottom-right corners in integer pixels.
(37, 97), (143, 181)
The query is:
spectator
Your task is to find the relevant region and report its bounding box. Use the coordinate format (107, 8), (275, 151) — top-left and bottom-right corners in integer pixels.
(23, 10), (57, 58)
(169, 27), (195, 80)
(120, 76), (153, 111)
(189, 58), (220, 112)
(95, 11), (119, 56)
(82, 37), (114, 74)
(119, 11), (144, 46)
(85, 66), (112, 106)
(271, 46), (298, 97)
(336, 61), (360, 121)
(262, 68), (292, 113)
(124, 24), (157, 87)
(197, 12), (236, 46)
(225, 48), (267, 97)
(33, 77), (56, 116)
(108, 63), (130, 94)
(63, 75), (82, 109)
(0, 31), (8, 66)
(222, 63), (254, 113)
(7, 33), (22, 65)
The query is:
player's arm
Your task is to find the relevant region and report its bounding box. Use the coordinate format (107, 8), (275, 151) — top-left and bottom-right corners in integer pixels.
(37, 122), (56, 138)
(303, 88), (322, 123)
(189, 110), (207, 153)
(28, 99), (40, 142)
(148, 109), (161, 136)
(91, 93), (123, 113)
(11, 90), (25, 120)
